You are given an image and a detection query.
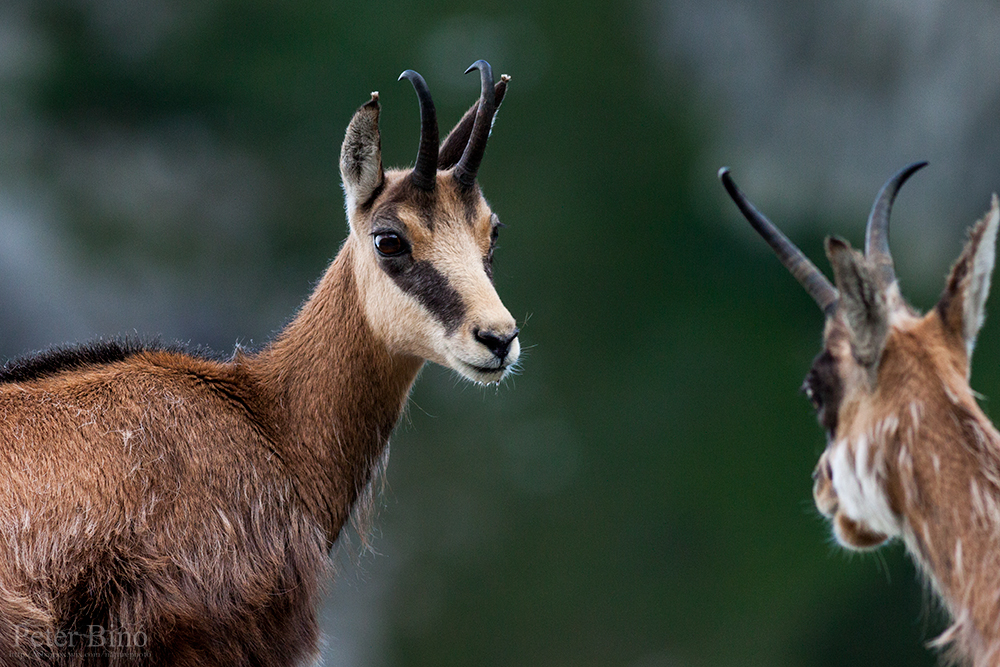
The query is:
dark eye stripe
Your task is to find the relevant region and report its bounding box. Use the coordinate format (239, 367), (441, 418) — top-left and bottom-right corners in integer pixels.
(806, 350), (844, 436)
(378, 258), (466, 334)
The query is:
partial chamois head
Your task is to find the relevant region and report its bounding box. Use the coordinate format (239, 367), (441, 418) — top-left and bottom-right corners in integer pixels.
(721, 164), (1000, 551)
(339, 61), (519, 384)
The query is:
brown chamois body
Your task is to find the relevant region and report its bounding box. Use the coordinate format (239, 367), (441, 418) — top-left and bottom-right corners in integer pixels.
(722, 163), (1000, 666)
(0, 62), (520, 666)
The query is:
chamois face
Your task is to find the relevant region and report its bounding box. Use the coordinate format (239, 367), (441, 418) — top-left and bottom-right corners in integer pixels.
(721, 164), (1000, 551)
(338, 68), (519, 385)
(349, 170), (518, 384)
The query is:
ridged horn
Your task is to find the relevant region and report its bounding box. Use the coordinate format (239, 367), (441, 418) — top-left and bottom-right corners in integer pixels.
(398, 70), (439, 191)
(864, 161), (927, 288)
(452, 60), (497, 188)
(719, 167), (839, 315)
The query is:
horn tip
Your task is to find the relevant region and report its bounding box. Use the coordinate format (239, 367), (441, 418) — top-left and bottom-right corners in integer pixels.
(896, 160), (929, 182)
(398, 70), (413, 82)
(718, 167), (741, 200)
(465, 59), (491, 75)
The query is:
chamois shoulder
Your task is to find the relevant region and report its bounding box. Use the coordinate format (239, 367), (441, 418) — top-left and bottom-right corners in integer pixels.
(0, 337), (221, 385)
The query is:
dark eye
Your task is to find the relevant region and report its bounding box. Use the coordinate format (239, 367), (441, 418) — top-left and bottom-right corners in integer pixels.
(489, 214), (505, 248)
(801, 373), (822, 410)
(373, 232), (407, 257)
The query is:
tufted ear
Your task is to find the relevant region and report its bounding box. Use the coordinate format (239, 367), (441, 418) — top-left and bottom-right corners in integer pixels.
(826, 236), (889, 383)
(340, 93), (384, 212)
(937, 195), (1000, 360)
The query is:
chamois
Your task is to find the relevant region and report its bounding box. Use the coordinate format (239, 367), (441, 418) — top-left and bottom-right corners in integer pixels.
(0, 61), (520, 666)
(721, 163), (1000, 666)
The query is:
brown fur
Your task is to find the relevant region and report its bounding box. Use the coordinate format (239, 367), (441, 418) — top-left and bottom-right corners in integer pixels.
(0, 69), (518, 666)
(805, 198), (1000, 665)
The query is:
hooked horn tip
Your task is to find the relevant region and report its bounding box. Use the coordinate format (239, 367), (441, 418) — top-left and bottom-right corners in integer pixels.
(465, 59), (490, 75)
(718, 167), (744, 202)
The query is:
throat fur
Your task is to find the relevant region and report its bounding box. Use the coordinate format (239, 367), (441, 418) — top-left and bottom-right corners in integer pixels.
(253, 241), (423, 544)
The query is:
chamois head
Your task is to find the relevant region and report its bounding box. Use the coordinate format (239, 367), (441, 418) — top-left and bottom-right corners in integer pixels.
(721, 164), (1000, 550)
(339, 61), (519, 384)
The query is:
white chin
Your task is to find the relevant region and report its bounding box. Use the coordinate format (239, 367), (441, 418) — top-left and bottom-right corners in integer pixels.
(452, 359), (510, 385)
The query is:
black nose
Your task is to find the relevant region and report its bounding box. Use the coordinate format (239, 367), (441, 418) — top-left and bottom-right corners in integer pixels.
(474, 328), (519, 360)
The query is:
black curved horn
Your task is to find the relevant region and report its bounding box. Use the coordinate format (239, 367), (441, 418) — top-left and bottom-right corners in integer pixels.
(864, 161), (927, 288)
(452, 60), (497, 188)
(438, 75), (508, 171)
(398, 69), (439, 191)
(719, 167), (839, 315)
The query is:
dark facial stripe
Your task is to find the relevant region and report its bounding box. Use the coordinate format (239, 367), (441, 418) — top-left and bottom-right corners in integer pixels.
(804, 349), (844, 437)
(379, 257), (466, 334)
(459, 184), (482, 226)
(379, 181), (438, 230)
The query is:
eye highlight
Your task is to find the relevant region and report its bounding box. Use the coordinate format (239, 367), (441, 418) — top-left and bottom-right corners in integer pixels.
(373, 232), (409, 257)
(801, 372), (822, 410)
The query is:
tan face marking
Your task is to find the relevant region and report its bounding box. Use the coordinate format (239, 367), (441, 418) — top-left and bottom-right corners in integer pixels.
(350, 173), (519, 384)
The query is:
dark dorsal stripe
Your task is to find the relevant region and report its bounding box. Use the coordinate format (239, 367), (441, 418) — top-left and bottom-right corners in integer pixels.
(0, 337), (214, 384)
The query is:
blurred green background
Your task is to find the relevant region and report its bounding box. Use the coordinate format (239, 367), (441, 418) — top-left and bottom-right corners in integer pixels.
(3, 1), (1000, 665)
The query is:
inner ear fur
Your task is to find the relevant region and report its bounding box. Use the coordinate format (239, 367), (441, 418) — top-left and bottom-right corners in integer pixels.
(340, 94), (385, 212)
(826, 236), (889, 381)
(936, 194), (1000, 358)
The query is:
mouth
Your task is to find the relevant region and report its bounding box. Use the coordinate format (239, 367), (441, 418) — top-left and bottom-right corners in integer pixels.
(457, 358), (511, 383)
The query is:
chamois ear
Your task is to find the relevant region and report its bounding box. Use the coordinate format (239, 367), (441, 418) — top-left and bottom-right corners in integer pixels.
(340, 93), (384, 212)
(438, 75), (508, 171)
(826, 236), (889, 381)
(937, 195), (1000, 359)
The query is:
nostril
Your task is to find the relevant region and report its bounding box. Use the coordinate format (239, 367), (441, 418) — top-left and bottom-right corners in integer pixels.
(474, 327), (519, 360)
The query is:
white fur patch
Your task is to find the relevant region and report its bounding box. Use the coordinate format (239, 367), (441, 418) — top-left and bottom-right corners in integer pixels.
(954, 538), (964, 584)
(830, 436), (900, 538)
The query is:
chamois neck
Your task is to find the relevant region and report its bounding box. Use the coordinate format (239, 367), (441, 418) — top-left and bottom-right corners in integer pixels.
(253, 239), (423, 543)
(896, 399), (1000, 662)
